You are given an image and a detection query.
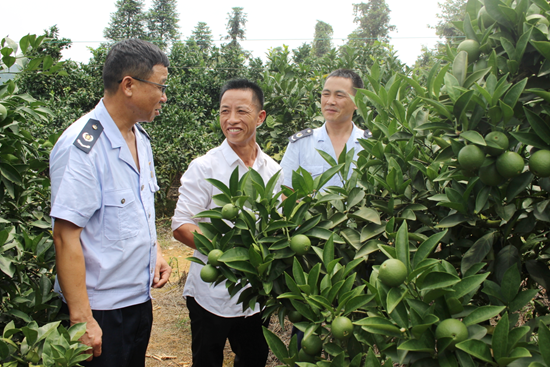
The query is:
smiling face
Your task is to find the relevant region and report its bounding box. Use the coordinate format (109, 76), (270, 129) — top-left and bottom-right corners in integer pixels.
(321, 76), (357, 125)
(219, 88), (266, 149)
(132, 64), (168, 122)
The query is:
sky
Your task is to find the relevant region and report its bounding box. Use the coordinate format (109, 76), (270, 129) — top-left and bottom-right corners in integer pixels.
(3, 0), (443, 66)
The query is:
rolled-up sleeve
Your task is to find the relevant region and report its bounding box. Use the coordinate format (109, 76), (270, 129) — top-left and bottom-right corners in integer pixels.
(171, 159), (213, 231)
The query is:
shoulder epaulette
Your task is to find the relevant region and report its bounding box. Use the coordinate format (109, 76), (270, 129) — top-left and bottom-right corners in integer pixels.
(288, 128), (314, 143)
(73, 119), (104, 154)
(363, 129), (373, 139)
(135, 122), (151, 140)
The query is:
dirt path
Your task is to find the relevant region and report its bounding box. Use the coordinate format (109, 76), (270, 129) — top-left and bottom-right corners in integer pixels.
(145, 225), (292, 367)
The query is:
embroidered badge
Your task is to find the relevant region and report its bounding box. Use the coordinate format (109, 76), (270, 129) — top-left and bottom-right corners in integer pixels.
(73, 119), (104, 154)
(288, 128), (313, 143)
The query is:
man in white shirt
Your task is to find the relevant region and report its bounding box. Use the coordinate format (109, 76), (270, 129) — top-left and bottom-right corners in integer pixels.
(172, 79), (281, 367)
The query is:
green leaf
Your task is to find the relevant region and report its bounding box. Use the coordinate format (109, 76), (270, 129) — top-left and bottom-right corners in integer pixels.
(501, 265), (521, 303)
(421, 98), (453, 120)
(525, 108), (550, 145)
(397, 339), (433, 352)
(395, 220), (410, 272)
(492, 312), (509, 361)
(219, 247), (249, 262)
(509, 131), (550, 150)
(455, 339), (494, 364)
(348, 207), (381, 224)
(452, 273), (490, 300)
(435, 213), (466, 228)
(461, 232), (494, 275)
(387, 287), (408, 314)
(418, 272), (461, 291)
(355, 317), (404, 338)
(537, 321), (550, 366)
(453, 51), (468, 87)
(262, 327), (288, 361)
(463, 305), (505, 326)
(461, 131), (486, 146)
(507, 172), (533, 202)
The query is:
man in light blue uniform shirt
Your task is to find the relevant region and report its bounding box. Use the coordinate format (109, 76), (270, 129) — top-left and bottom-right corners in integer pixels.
(280, 69), (371, 190)
(50, 39), (171, 367)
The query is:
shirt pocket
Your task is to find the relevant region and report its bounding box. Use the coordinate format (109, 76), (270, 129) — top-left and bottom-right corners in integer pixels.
(103, 189), (140, 241)
(302, 165), (324, 179)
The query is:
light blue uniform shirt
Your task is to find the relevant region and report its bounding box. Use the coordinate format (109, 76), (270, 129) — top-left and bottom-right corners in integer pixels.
(280, 122), (367, 189)
(50, 100), (159, 310)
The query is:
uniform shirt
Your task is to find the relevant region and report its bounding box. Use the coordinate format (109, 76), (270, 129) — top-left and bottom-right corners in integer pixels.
(171, 139), (282, 318)
(280, 122), (366, 189)
(50, 99), (159, 311)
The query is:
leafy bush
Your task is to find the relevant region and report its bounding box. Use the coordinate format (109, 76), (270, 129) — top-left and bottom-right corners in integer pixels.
(190, 0), (550, 365)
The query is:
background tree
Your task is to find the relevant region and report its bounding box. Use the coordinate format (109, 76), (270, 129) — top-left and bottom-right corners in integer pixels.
(104, 0), (148, 42)
(146, 0), (180, 51)
(347, 0), (396, 47)
(312, 20), (333, 58)
(187, 22), (214, 52)
(225, 7), (247, 49)
(431, 0), (467, 42)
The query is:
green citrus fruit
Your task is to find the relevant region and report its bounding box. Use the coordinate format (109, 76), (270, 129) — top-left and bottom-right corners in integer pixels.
(529, 149), (550, 177)
(378, 258), (407, 287)
(298, 349), (317, 363)
(457, 39), (481, 63)
(207, 249), (224, 266)
(221, 203), (238, 220)
(0, 104), (7, 122)
(496, 151), (524, 178)
(332, 316), (353, 340)
(458, 145), (485, 171)
(290, 234), (311, 256)
(288, 310), (302, 323)
(479, 157), (505, 186)
(478, 6), (495, 28)
(485, 131), (509, 156)
(302, 335), (323, 355)
(200, 264), (219, 283)
(436, 319), (469, 349)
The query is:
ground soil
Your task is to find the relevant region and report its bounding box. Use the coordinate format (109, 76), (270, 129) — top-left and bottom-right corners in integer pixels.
(145, 223), (292, 367)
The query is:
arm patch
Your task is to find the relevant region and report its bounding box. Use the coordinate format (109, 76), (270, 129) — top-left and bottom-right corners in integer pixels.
(288, 128), (313, 143)
(73, 119), (104, 154)
(363, 129), (372, 139)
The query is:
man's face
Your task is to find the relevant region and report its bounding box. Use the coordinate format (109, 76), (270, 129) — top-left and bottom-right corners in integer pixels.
(219, 89), (265, 147)
(321, 76), (357, 125)
(132, 64), (168, 123)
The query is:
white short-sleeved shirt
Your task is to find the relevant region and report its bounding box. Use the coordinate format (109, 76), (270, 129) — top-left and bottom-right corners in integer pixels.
(171, 139), (282, 318)
(50, 99), (159, 310)
(280, 122), (367, 189)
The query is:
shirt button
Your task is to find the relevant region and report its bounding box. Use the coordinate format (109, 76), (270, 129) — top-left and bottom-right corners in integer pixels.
(121, 198), (125, 204)
(148, 213), (151, 218)
(141, 185), (144, 191)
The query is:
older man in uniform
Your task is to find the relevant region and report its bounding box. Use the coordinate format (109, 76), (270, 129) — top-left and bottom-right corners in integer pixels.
(280, 69), (371, 190)
(172, 79), (281, 367)
(50, 39), (171, 367)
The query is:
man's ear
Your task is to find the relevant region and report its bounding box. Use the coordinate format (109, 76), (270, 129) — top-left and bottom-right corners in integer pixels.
(257, 110), (267, 127)
(119, 76), (134, 97)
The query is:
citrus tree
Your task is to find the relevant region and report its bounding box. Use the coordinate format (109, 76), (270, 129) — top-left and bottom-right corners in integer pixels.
(0, 35), (89, 367)
(191, 0), (550, 365)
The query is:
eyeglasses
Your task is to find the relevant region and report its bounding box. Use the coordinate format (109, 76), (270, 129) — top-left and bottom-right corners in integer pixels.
(119, 76), (168, 95)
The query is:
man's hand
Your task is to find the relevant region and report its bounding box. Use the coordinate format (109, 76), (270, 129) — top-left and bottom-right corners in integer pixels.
(72, 316), (102, 361)
(153, 243), (171, 288)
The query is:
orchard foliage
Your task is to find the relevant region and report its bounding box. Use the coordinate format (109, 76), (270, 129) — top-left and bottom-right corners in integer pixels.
(193, 0), (550, 366)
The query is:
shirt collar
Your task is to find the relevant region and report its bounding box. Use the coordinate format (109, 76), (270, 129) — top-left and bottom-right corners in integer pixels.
(93, 99), (125, 149)
(318, 122), (359, 143)
(220, 139), (265, 169)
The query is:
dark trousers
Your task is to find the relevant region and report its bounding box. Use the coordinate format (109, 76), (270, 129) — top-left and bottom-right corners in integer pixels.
(61, 300), (153, 367)
(186, 297), (269, 367)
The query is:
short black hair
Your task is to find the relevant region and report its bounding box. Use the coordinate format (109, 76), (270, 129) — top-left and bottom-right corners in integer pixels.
(219, 79), (264, 111)
(103, 39), (169, 93)
(326, 69), (364, 93)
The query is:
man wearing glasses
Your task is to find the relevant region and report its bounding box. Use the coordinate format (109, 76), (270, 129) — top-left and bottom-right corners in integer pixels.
(49, 39), (171, 367)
